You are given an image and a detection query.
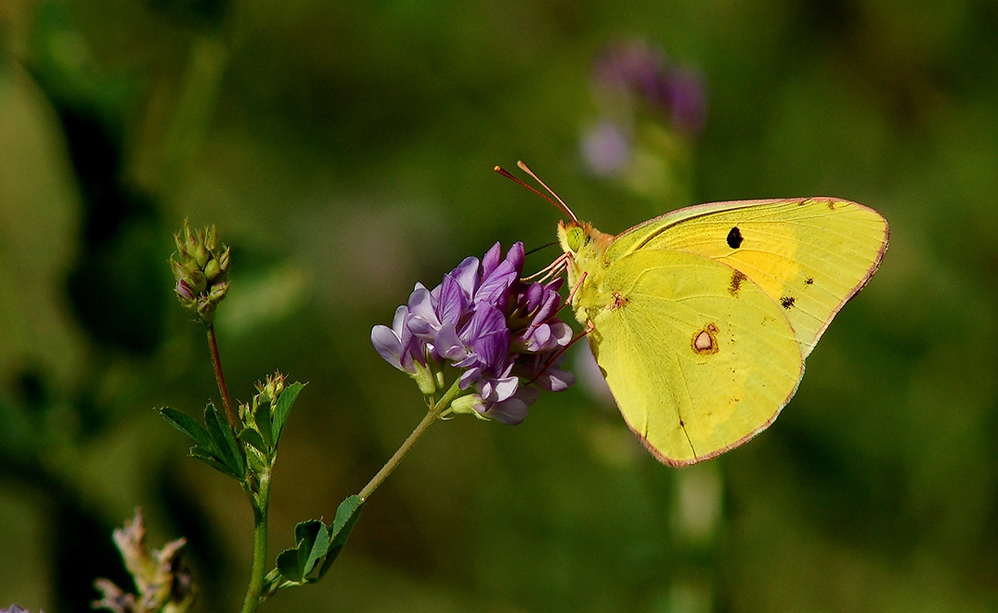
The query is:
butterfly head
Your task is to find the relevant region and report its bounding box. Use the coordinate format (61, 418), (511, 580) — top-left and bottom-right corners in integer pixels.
(556, 220), (614, 301)
(557, 220), (612, 257)
(557, 220), (591, 256)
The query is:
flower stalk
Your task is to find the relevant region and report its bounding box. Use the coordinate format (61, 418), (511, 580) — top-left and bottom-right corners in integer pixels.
(207, 324), (238, 431)
(358, 379), (462, 501)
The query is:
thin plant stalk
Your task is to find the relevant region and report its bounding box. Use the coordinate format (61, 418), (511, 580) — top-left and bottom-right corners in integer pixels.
(207, 324), (238, 430)
(358, 379), (462, 501)
(240, 469), (272, 613)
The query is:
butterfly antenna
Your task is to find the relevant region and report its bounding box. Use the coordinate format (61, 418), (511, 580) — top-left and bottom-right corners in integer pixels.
(494, 163), (578, 222)
(494, 166), (560, 208)
(517, 161), (579, 223)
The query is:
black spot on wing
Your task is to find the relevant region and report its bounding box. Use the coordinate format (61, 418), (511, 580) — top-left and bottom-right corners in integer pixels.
(804, 277), (814, 286)
(780, 296), (796, 309)
(726, 227), (744, 249)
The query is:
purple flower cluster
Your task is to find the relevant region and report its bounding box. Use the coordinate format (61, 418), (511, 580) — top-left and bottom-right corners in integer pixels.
(592, 40), (706, 136)
(372, 242), (575, 424)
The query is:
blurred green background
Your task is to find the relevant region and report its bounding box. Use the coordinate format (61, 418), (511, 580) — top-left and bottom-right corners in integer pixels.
(2, 0), (997, 611)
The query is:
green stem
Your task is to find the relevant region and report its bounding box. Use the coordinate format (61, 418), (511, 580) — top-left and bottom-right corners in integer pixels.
(206, 324), (238, 430)
(358, 380), (461, 501)
(240, 471), (271, 613)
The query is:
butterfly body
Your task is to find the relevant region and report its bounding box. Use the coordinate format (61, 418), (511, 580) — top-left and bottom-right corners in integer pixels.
(557, 198), (889, 466)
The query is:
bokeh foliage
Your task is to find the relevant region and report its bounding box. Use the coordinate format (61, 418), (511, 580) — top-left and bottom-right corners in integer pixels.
(2, 0), (998, 611)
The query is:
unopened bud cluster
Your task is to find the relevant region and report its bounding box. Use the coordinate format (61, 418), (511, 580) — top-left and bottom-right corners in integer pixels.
(239, 371), (287, 426)
(171, 219), (231, 324)
(254, 371), (286, 404)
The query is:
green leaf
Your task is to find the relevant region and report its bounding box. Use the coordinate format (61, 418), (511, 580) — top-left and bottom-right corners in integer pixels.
(294, 520), (329, 577)
(190, 446), (242, 479)
(276, 547), (302, 582)
(318, 495), (364, 578)
(272, 381), (305, 444)
(329, 495), (364, 545)
(239, 427), (269, 456)
(157, 407), (214, 451)
(275, 518), (334, 585)
(158, 406), (245, 480)
(204, 402), (245, 478)
(255, 399), (274, 447)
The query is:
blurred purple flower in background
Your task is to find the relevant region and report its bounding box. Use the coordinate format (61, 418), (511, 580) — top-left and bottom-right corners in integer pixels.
(581, 120), (632, 176)
(662, 68), (707, 137)
(582, 40), (707, 178)
(372, 242), (574, 424)
(591, 40), (706, 135)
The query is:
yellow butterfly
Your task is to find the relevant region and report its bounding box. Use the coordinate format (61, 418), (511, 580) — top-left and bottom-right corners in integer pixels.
(500, 163), (889, 467)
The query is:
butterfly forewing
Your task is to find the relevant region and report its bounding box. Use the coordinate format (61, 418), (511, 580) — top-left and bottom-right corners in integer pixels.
(602, 199), (889, 357)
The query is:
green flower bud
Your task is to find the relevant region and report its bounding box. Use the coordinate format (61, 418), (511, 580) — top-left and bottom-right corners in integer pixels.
(450, 394), (486, 417)
(204, 258), (221, 282)
(188, 269), (208, 294)
(218, 247), (231, 274)
(197, 297), (217, 323)
(184, 224), (199, 254)
(412, 361), (437, 396)
(204, 225), (218, 252)
(183, 257), (201, 275)
(192, 241), (209, 268)
(208, 280), (229, 302)
(170, 257), (187, 282)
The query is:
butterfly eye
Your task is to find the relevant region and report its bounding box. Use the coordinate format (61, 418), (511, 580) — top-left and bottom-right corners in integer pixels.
(566, 227), (588, 253)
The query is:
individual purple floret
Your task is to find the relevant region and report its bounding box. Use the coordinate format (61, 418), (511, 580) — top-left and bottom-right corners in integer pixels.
(372, 242), (575, 424)
(371, 304), (422, 374)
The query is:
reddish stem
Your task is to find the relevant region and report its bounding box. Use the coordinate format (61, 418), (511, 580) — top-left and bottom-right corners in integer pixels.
(207, 324), (238, 430)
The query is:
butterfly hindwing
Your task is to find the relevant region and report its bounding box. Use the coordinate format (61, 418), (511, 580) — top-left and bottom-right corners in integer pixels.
(587, 248), (804, 466)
